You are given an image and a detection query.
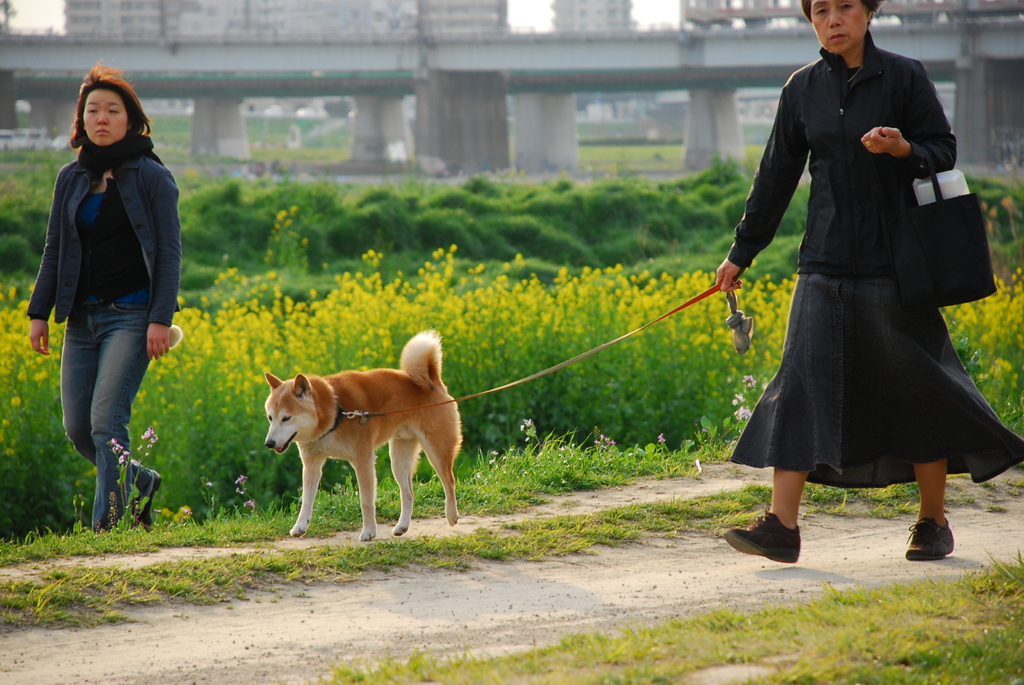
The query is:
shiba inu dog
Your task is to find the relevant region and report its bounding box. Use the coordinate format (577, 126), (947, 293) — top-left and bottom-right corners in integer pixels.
(264, 330), (461, 541)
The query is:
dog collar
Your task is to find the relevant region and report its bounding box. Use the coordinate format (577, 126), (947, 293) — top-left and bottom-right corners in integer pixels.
(319, 401), (375, 440)
(319, 402), (347, 440)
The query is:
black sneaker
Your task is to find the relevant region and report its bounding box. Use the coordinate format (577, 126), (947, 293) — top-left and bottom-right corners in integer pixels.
(905, 518), (954, 561)
(132, 468), (161, 530)
(723, 510), (801, 563)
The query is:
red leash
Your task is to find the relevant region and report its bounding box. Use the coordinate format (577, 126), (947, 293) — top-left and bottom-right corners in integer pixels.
(341, 282), (722, 423)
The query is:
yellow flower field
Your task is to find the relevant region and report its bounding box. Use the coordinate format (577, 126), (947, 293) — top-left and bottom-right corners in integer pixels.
(1, 253), (1020, 535)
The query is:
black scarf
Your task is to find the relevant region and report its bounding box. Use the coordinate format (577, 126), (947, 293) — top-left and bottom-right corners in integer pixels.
(77, 135), (163, 175)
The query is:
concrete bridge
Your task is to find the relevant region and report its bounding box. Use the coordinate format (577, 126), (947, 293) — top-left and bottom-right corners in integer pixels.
(2, 16), (1022, 172)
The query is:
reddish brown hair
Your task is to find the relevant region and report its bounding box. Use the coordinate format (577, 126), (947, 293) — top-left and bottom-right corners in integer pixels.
(801, 0), (883, 21)
(70, 64), (151, 148)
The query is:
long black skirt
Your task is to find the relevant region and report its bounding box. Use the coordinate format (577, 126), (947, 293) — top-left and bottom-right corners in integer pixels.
(730, 273), (1024, 487)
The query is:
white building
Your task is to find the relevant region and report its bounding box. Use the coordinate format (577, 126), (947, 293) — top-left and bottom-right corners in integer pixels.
(286, 0), (377, 34)
(552, 0), (633, 31)
(177, 0), (285, 35)
(419, 0), (507, 34)
(371, 0), (418, 31)
(66, 0), (182, 36)
(66, 0), (489, 37)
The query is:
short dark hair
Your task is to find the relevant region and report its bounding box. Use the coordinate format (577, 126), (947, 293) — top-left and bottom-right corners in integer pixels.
(70, 64), (151, 148)
(801, 0), (884, 21)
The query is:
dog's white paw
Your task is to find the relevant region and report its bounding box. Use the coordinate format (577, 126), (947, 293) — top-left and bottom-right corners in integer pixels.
(290, 525), (308, 537)
(392, 523), (409, 537)
(358, 528), (377, 542)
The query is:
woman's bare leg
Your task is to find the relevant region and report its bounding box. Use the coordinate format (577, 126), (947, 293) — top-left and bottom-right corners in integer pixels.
(913, 460), (948, 525)
(772, 469), (809, 529)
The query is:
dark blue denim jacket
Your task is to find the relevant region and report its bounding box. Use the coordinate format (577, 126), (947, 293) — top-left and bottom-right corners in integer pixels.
(28, 154), (181, 326)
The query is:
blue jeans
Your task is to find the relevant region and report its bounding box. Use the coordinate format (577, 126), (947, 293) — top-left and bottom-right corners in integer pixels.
(61, 302), (156, 530)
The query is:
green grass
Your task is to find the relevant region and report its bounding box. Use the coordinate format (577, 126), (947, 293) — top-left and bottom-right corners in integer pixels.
(0, 481), (934, 628)
(142, 115), (353, 158)
(576, 143), (764, 177)
(0, 430), (990, 628)
(0, 433), (710, 566)
(321, 555), (1024, 684)
(577, 144), (686, 175)
(1, 428), (944, 568)
(3, 434), (1023, 685)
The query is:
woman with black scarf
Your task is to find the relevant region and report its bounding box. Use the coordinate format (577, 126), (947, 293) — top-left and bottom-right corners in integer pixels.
(27, 65), (181, 532)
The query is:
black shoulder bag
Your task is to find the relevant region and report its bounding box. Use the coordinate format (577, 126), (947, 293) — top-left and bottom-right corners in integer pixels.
(882, 160), (997, 309)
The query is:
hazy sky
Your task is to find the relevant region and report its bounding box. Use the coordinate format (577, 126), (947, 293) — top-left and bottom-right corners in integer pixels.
(8, 0), (678, 32)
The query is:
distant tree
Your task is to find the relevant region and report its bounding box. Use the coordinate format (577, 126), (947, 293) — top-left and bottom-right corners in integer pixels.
(0, 2), (13, 34)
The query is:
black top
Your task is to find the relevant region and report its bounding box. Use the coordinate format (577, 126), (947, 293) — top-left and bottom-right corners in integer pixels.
(74, 179), (150, 305)
(728, 31), (957, 276)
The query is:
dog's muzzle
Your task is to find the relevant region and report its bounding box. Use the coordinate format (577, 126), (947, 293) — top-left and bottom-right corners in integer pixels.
(265, 432), (296, 454)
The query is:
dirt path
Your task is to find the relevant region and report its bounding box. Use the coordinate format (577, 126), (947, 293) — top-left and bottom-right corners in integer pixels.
(3, 465), (1024, 685)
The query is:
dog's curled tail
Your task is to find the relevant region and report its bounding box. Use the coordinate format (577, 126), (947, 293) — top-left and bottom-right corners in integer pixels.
(401, 330), (444, 390)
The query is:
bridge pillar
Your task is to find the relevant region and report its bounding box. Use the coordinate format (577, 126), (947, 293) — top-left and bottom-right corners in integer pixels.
(514, 93), (578, 174)
(955, 57), (988, 165)
(351, 96), (412, 163)
(955, 58), (1024, 166)
(28, 99), (78, 139)
(684, 88), (745, 171)
(0, 71), (16, 129)
(414, 70), (509, 175)
(190, 97), (250, 159)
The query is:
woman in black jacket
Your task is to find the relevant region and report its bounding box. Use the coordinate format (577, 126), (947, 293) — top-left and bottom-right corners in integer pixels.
(716, 0), (1024, 563)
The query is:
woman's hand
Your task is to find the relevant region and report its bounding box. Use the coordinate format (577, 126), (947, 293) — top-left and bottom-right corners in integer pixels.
(147, 322), (171, 360)
(861, 126), (912, 159)
(29, 319), (50, 356)
(716, 259), (745, 293)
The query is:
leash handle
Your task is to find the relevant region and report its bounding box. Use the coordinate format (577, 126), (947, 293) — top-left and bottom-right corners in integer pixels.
(350, 282), (723, 421)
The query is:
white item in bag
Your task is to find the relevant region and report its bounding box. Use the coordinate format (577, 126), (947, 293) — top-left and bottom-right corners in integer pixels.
(913, 169), (969, 205)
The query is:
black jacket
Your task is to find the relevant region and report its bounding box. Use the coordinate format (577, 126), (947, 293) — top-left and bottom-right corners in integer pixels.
(728, 31), (956, 276)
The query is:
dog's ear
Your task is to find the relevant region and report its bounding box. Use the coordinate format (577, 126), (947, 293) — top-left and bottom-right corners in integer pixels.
(265, 372), (283, 389)
(294, 374), (312, 399)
